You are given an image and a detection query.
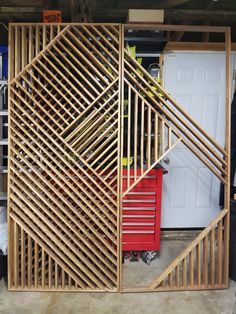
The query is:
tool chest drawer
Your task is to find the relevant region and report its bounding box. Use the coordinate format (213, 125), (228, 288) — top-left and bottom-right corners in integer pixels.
(122, 168), (163, 251)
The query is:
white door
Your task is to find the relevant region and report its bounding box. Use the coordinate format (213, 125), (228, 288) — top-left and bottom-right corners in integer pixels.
(161, 52), (233, 228)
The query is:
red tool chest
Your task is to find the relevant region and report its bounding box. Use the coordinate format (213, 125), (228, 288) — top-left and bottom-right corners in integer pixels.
(122, 168), (163, 251)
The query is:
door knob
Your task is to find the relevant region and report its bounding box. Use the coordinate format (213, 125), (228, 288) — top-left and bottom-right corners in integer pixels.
(163, 157), (170, 165)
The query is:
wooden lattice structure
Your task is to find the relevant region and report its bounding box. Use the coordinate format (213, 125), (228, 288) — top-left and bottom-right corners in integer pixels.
(8, 23), (231, 292)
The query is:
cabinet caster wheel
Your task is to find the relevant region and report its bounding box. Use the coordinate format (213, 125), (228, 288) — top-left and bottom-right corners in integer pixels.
(141, 251), (157, 265)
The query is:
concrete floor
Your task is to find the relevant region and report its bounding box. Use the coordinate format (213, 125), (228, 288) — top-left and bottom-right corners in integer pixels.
(0, 279), (236, 314)
(1, 238), (236, 314)
(123, 238), (193, 288)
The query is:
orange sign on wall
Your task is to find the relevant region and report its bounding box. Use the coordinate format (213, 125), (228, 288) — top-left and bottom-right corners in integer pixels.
(43, 10), (62, 23)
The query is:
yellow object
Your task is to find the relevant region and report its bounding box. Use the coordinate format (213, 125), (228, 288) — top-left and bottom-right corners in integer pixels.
(122, 157), (133, 166)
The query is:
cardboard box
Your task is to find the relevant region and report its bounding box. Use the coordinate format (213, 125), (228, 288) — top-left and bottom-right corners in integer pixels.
(128, 9), (164, 24)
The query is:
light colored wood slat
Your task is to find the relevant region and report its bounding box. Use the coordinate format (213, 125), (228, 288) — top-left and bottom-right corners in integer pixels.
(140, 100), (144, 175)
(28, 25), (33, 63)
(35, 25), (39, 55)
(27, 235), (32, 288)
(210, 228), (215, 286)
(15, 26), (20, 76)
(13, 221), (19, 288)
(168, 127), (172, 149)
(34, 243), (38, 288)
(127, 85), (131, 188)
(168, 272), (173, 288)
(203, 236), (208, 286)
(176, 265), (180, 288)
(154, 113), (158, 161)
(217, 220), (223, 286)
(196, 243), (201, 286)
(43, 24), (46, 48)
(61, 269), (65, 288)
(50, 25), (53, 41)
(149, 209), (227, 289)
(42, 249), (45, 288)
(190, 250), (194, 287)
(68, 275), (71, 289)
(21, 227), (25, 288)
(147, 106), (151, 167)
(48, 256), (52, 288)
(21, 26), (27, 70)
(182, 258), (187, 288)
(55, 263), (58, 289)
(134, 92), (138, 181)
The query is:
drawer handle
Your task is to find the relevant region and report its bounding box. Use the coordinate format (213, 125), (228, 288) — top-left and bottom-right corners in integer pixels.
(123, 222), (155, 226)
(122, 215), (155, 218)
(123, 207), (156, 211)
(123, 230), (155, 234)
(123, 199), (155, 203)
(127, 192), (155, 195)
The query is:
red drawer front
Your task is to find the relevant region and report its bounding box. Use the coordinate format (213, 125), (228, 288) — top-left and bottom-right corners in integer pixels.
(122, 168), (162, 251)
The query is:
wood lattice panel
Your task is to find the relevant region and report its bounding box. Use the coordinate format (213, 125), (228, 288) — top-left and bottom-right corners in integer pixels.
(8, 23), (230, 293)
(8, 24), (121, 291)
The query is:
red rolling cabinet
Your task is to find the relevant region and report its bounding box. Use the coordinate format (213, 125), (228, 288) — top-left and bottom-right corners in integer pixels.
(122, 168), (163, 252)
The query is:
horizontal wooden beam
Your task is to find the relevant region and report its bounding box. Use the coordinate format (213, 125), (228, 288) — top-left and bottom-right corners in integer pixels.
(165, 9), (236, 20)
(165, 41), (236, 51)
(124, 24), (228, 33)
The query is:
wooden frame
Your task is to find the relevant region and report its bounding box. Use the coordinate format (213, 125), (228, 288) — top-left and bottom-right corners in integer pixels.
(122, 24), (231, 292)
(8, 23), (231, 292)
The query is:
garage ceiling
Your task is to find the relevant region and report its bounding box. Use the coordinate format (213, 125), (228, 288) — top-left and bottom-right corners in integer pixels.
(0, 0), (236, 42)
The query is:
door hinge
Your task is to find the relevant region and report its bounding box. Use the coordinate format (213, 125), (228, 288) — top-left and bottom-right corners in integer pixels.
(233, 69), (236, 80)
